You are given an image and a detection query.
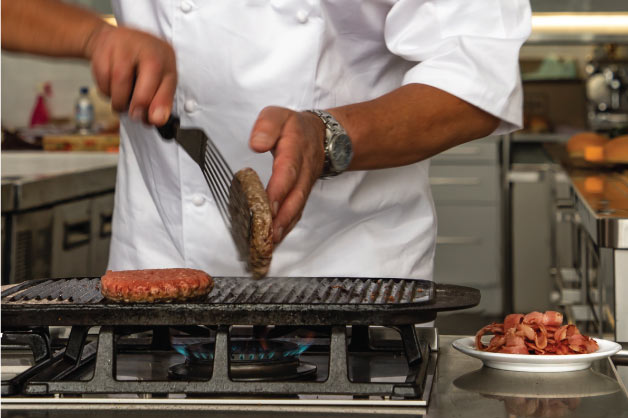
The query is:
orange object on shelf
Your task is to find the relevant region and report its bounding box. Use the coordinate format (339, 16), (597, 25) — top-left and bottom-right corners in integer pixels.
(566, 132), (608, 159)
(604, 135), (628, 164)
(583, 175), (604, 194)
(584, 145), (605, 162)
(42, 133), (119, 152)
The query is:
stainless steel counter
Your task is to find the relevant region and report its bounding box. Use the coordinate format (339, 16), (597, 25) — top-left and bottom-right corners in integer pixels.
(433, 336), (628, 418)
(569, 171), (628, 249)
(3, 335), (628, 417)
(540, 143), (628, 345)
(567, 170), (628, 343)
(1, 151), (118, 212)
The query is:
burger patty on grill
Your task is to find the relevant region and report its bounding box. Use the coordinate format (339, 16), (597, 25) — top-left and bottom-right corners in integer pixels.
(100, 268), (213, 303)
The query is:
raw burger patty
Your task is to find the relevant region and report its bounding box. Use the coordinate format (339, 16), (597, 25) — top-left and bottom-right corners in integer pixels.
(100, 268), (213, 302)
(233, 168), (273, 278)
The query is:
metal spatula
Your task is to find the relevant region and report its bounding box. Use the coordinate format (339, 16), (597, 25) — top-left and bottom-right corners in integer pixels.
(157, 116), (252, 268)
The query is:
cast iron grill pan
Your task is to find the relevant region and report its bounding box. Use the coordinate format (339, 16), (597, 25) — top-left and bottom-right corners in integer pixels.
(1, 277), (480, 326)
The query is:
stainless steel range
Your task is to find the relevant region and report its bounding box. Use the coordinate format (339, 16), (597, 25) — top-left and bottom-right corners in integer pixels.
(1, 276), (477, 412)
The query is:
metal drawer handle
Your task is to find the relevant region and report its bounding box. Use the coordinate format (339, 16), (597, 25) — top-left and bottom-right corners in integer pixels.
(436, 236), (482, 245)
(507, 171), (541, 183)
(63, 220), (90, 250)
(99, 213), (112, 238)
(429, 177), (481, 186)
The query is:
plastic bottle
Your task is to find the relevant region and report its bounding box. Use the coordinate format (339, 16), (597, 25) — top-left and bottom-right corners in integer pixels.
(75, 86), (94, 134)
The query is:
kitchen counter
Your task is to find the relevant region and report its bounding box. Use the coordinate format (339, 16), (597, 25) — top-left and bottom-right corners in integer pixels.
(569, 170), (628, 248)
(1, 151), (118, 212)
(3, 335), (628, 417)
(543, 143), (628, 249)
(541, 142), (628, 348)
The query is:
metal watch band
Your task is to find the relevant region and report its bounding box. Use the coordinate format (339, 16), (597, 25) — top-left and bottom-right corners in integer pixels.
(306, 109), (348, 178)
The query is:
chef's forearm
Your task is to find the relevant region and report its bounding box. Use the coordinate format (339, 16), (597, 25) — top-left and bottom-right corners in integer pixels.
(1, 0), (108, 59)
(329, 83), (500, 170)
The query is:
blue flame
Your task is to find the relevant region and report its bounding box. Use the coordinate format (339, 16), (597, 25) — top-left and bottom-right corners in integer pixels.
(174, 338), (314, 362)
(173, 345), (189, 357)
(296, 344), (310, 355)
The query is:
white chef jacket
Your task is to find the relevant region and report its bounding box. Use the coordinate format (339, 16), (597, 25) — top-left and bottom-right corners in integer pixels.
(108, 0), (530, 279)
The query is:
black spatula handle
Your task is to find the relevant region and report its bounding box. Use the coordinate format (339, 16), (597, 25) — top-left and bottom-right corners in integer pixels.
(157, 115), (180, 140)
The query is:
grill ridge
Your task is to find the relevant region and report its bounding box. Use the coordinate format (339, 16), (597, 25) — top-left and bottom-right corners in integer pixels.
(11, 279), (55, 301)
(52, 278), (78, 301)
(2, 276), (434, 306)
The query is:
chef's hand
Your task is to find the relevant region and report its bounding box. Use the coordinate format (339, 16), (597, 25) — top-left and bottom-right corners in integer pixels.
(1, 1), (176, 126)
(84, 25), (176, 126)
(249, 107), (326, 243)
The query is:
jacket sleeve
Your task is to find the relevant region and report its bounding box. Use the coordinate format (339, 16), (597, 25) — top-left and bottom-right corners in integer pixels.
(385, 0), (531, 134)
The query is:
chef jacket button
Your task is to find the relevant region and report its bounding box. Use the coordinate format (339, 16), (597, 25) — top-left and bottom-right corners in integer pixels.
(192, 194), (205, 206)
(180, 1), (193, 13)
(296, 10), (309, 24)
(184, 99), (197, 113)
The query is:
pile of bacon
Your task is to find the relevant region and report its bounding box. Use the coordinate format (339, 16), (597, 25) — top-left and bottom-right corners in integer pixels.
(475, 311), (599, 355)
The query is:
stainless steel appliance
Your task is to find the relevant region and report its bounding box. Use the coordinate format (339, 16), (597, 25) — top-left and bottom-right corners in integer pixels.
(430, 136), (504, 315)
(585, 45), (628, 132)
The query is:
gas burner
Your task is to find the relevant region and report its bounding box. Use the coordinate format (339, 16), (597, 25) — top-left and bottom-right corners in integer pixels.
(169, 339), (317, 381)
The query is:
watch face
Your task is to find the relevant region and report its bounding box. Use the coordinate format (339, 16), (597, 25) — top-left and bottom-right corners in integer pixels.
(329, 134), (353, 172)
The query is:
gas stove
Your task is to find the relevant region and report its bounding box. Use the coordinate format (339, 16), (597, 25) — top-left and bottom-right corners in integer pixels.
(1, 276), (479, 409)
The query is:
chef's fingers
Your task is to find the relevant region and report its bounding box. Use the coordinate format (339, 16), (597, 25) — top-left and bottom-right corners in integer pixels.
(265, 112), (309, 218)
(249, 106), (290, 153)
(109, 47), (135, 113)
(129, 56), (164, 123)
(148, 72), (176, 126)
(272, 165), (312, 243)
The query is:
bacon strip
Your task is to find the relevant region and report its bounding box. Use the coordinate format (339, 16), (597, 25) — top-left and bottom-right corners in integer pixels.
(474, 311), (598, 355)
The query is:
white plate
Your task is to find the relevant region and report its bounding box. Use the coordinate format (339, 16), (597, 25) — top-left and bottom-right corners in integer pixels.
(452, 336), (621, 372)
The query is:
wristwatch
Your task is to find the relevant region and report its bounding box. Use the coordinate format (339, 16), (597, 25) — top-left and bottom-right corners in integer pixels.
(307, 109), (354, 178)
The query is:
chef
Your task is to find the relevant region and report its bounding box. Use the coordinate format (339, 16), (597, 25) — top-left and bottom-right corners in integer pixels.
(2, 0), (530, 280)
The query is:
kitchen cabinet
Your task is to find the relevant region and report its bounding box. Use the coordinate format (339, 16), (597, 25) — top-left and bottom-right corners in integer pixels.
(4, 207), (54, 282)
(51, 199), (92, 278)
(49, 194), (114, 278)
(90, 193), (114, 276)
(1, 152), (117, 284)
(430, 136), (503, 315)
